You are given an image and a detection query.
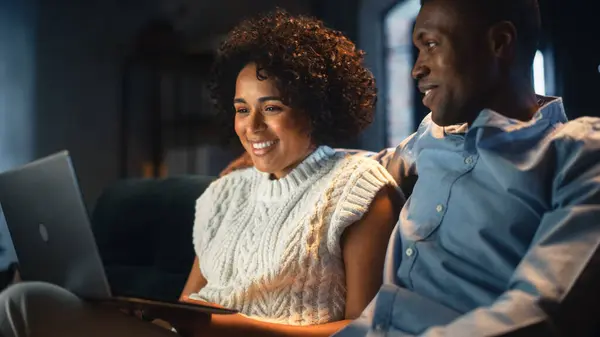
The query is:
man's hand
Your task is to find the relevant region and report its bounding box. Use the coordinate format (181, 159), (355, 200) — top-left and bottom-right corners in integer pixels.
(220, 152), (253, 177)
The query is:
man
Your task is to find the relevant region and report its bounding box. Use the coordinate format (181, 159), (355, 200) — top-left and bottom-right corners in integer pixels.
(331, 0), (600, 336)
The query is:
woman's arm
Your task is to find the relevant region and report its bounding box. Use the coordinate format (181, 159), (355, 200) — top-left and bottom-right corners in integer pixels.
(179, 256), (207, 302)
(205, 314), (351, 337)
(341, 184), (399, 319)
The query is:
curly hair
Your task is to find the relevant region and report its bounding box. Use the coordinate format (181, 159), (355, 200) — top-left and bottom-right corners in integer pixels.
(209, 9), (377, 146)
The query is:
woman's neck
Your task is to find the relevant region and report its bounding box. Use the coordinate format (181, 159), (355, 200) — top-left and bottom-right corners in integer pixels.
(270, 144), (318, 179)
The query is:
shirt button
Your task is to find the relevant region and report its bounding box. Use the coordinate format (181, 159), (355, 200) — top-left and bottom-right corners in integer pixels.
(374, 323), (383, 331)
(406, 247), (414, 257)
(464, 156), (474, 165)
(436, 204), (444, 213)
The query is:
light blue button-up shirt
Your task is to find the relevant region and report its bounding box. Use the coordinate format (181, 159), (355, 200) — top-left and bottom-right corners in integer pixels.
(335, 96), (600, 336)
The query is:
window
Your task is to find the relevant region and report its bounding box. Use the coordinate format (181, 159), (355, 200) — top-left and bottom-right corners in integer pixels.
(533, 50), (546, 95)
(384, 0), (420, 146)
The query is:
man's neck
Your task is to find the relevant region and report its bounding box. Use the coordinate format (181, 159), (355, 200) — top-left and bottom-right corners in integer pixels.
(485, 78), (540, 122)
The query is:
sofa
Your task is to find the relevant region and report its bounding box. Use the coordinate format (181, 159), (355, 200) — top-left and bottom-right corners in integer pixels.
(90, 175), (215, 302)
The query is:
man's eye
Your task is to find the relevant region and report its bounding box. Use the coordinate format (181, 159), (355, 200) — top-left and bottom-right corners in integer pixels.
(236, 108), (249, 114)
(427, 41), (437, 49)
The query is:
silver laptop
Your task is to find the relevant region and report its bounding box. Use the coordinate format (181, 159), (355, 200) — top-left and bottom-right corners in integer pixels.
(0, 151), (236, 315)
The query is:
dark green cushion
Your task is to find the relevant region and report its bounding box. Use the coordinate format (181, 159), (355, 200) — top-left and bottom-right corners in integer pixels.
(91, 175), (215, 300)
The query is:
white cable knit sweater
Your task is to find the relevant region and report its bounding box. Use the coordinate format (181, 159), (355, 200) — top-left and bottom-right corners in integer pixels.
(191, 146), (397, 325)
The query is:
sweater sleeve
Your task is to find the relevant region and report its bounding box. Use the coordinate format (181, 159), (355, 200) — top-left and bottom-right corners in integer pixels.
(326, 158), (399, 257)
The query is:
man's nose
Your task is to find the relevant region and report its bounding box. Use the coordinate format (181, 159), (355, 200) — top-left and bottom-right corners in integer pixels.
(411, 57), (430, 81)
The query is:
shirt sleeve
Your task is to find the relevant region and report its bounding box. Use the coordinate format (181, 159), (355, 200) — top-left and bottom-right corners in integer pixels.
(351, 118), (600, 337)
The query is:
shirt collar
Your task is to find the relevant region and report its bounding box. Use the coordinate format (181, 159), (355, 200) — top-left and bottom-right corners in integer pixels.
(442, 95), (567, 136)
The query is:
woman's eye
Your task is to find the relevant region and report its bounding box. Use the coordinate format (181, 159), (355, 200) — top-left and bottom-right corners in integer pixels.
(427, 41), (437, 49)
(264, 106), (282, 113)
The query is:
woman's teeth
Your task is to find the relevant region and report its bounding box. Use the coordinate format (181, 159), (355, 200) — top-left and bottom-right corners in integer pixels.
(252, 141), (277, 149)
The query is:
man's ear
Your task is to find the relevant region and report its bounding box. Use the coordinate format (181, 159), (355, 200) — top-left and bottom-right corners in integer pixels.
(488, 21), (517, 61)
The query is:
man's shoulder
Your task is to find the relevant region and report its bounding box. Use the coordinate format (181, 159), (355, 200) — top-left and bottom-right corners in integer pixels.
(546, 116), (600, 159)
(546, 117), (600, 189)
(551, 116), (600, 142)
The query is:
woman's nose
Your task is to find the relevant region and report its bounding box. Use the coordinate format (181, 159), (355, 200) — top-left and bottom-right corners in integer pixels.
(247, 110), (266, 133)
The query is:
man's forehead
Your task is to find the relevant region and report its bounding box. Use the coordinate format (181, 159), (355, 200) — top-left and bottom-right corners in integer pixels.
(414, 0), (476, 36)
(414, 7), (456, 36)
(416, 2), (456, 26)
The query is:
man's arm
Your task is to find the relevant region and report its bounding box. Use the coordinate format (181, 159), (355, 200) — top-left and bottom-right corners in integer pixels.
(368, 118), (600, 337)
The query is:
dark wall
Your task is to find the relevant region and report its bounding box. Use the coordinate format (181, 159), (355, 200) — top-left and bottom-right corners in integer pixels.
(540, 0), (600, 119)
(33, 0), (163, 208)
(314, 0), (360, 43)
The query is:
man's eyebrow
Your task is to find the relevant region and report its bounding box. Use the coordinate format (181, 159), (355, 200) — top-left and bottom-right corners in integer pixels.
(413, 29), (427, 44)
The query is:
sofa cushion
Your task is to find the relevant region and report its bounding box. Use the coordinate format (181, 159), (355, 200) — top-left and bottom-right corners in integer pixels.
(91, 175), (215, 299)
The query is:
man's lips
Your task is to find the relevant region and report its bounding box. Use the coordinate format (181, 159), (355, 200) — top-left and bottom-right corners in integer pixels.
(420, 85), (438, 108)
(418, 83), (438, 94)
(423, 88), (437, 109)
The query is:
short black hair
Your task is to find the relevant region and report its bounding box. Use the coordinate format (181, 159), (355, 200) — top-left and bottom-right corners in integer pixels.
(420, 0), (541, 67)
(209, 9), (377, 146)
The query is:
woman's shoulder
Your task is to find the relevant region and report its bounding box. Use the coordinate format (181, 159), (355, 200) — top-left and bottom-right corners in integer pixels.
(317, 152), (399, 214)
(200, 167), (256, 201)
(329, 151), (397, 186)
(321, 151), (400, 257)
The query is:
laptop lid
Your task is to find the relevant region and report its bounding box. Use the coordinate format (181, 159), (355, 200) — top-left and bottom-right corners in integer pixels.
(0, 151), (112, 300)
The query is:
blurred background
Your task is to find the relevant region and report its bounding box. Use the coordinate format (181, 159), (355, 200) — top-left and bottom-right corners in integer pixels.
(0, 0), (598, 269)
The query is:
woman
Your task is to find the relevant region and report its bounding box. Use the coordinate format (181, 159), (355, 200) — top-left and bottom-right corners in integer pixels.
(0, 9), (401, 337)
